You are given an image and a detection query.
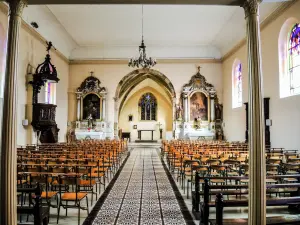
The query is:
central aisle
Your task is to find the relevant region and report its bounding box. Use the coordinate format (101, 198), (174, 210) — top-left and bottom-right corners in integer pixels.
(85, 147), (195, 225)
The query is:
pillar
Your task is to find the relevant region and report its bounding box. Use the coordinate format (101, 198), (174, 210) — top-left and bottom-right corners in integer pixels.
(183, 94), (188, 122)
(114, 97), (119, 138)
(242, 1), (266, 225)
(76, 94), (81, 121)
(210, 96), (215, 122)
(0, 1), (27, 225)
(102, 97), (106, 121)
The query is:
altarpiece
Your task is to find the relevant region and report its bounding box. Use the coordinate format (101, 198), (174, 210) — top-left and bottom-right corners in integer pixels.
(174, 67), (223, 140)
(74, 73), (110, 140)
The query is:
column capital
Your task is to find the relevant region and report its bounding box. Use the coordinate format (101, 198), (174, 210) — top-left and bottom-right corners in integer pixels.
(242, 0), (259, 18)
(7, 0), (27, 17)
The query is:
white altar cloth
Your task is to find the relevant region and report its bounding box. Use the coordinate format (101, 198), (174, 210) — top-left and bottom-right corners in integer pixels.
(185, 128), (215, 140)
(75, 130), (104, 140)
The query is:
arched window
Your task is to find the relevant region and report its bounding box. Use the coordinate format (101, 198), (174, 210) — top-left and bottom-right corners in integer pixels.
(44, 82), (56, 104)
(232, 60), (242, 108)
(139, 92), (157, 121)
(288, 23), (300, 95)
(279, 19), (300, 98)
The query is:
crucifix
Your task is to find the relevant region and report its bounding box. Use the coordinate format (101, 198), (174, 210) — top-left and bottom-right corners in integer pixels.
(197, 66), (202, 73)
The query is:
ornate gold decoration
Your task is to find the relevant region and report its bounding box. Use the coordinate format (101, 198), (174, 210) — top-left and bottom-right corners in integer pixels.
(7, 0), (27, 17)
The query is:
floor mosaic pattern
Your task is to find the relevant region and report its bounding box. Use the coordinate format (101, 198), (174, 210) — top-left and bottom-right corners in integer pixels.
(84, 148), (195, 225)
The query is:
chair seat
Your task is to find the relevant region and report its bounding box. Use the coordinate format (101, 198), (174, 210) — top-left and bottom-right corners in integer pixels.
(283, 178), (298, 182)
(89, 172), (105, 178)
(61, 192), (88, 201)
(211, 179), (225, 184)
(287, 170), (299, 174)
(41, 191), (58, 199)
(240, 179), (249, 183)
(266, 178), (277, 183)
(79, 179), (96, 186)
(227, 172), (239, 176)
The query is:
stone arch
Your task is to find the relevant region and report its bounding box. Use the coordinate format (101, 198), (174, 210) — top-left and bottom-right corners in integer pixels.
(113, 68), (176, 138)
(115, 68), (176, 101)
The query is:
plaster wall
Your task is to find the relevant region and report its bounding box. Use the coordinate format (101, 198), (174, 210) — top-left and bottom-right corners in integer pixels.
(222, 1), (300, 149)
(0, 9), (69, 146)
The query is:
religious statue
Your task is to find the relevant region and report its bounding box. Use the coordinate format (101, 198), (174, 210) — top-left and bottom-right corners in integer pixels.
(193, 117), (201, 130)
(87, 114), (95, 128)
(175, 104), (183, 121)
(215, 103), (223, 121)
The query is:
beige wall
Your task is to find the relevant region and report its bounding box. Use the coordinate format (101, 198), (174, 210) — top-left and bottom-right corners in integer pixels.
(68, 62), (223, 132)
(222, 1), (300, 149)
(0, 9), (69, 146)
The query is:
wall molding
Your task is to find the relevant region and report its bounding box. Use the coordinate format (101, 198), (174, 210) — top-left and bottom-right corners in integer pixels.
(0, 2), (69, 64)
(221, 0), (298, 62)
(70, 58), (222, 65)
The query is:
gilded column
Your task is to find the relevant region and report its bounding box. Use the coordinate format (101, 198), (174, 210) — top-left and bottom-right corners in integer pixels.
(0, 1), (27, 225)
(242, 1), (266, 225)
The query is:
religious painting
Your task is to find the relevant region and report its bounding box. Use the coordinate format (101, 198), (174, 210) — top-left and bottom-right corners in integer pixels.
(83, 94), (101, 120)
(190, 92), (208, 121)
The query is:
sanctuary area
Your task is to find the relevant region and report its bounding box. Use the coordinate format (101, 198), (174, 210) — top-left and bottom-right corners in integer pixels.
(0, 1), (300, 225)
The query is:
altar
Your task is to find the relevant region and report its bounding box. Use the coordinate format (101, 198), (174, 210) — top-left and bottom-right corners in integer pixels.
(75, 129), (104, 140)
(72, 73), (114, 140)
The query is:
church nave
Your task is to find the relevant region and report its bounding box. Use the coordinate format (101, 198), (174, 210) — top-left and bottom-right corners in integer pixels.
(84, 147), (195, 225)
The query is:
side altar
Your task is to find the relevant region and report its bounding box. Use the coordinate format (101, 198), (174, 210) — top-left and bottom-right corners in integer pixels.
(70, 73), (113, 140)
(174, 67), (223, 140)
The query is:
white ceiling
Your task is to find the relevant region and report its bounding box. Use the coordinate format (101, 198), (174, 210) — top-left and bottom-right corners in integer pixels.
(22, 3), (283, 60)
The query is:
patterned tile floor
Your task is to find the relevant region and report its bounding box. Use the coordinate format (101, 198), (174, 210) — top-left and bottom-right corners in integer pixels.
(85, 148), (195, 225)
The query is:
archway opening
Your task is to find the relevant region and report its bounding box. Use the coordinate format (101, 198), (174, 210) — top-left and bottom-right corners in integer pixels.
(115, 69), (175, 141)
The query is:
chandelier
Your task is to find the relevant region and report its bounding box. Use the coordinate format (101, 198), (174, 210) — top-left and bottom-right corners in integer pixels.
(128, 5), (156, 69)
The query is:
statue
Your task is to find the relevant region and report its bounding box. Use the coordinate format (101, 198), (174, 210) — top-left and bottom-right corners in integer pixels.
(175, 104), (183, 120)
(215, 103), (223, 121)
(87, 114), (95, 128)
(193, 117), (201, 130)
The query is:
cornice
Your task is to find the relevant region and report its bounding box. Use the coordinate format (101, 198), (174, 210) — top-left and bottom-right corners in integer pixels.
(0, 2), (69, 64)
(221, 0), (297, 62)
(70, 58), (222, 65)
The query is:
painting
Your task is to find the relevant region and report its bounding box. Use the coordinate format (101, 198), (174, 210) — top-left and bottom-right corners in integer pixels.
(83, 94), (101, 120)
(190, 92), (208, 121)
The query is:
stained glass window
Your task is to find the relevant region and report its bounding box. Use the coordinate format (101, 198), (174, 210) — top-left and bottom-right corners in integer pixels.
(139, 93), (157, 121)
(45, 82), (56, 104)
(232, 61), (242, 108)
(288, 23), (300, 95)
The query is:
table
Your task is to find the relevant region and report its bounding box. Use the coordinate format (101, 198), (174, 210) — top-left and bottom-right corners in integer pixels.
(137, 130), (155, 141)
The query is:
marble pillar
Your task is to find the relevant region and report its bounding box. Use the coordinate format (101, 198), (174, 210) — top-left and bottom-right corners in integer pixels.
(243, 1), (266, 225)
(183, 94), (188, 122)
(0, 1), (27, 224)
(210, 97), (215, 122)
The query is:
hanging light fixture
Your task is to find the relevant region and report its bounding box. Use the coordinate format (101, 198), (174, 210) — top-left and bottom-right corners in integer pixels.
(128, 5), (156, 69)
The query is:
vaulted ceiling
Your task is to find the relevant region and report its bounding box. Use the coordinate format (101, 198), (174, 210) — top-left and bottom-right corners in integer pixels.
(21, 2), (285, 59)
